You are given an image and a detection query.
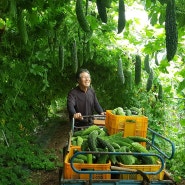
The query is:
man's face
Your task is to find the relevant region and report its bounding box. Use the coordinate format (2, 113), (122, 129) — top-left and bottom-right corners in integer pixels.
(79, 72), (91, 88)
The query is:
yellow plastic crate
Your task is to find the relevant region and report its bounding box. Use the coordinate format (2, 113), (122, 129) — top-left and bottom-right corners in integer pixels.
(120, 164), (164, 180)
(105, 110), (148, 146)
(105, 110), (148, 136)
(64, 146), (111, 180)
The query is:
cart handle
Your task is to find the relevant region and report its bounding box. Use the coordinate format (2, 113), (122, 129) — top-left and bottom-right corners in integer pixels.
(148, 127), (175, 160)
(70, 151), (165, 176)
(71, 115), (106, 134)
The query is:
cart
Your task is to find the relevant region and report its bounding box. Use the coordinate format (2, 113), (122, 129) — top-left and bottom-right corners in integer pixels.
(60, 115), (176, 185)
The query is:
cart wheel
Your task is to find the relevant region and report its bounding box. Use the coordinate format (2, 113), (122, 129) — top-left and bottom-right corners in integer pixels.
(137, 169), (150, 185)
(58, 167), (63, 185)
(62, 142), (68, 162)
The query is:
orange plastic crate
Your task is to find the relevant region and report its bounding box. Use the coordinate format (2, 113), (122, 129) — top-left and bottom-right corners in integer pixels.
(120, 164), (164, 180)
(64, 146), (111, 180)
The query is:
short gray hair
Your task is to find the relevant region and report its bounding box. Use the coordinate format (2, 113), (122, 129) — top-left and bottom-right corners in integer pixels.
(76, 69), (90, 81)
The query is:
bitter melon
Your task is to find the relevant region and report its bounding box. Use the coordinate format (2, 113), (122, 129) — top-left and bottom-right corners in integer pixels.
(102, 0), (112, 8)
(98, 129), (107, 137)
(72, 40), (78, 74)
(158, 84), (163, 102)
(17, 9), (28, 45)
(72, 158), (84, 163)
(73, 130), (84, 137)
(81, 139), (89, 151)
(117, 0), (126, 34)
(117, 58), (125, 85)
(96, 0), (107, 23)
(130, 107), (142, 115)
(105, 131), (123, 139)
(59, 45), (64, 72)
(81, 125), (100, 136)
(77, 136), (84, 146)
(127, 136), (149, 143)
(155, 51), (159, 66)
(125, 109), (132, 116)
(135, 55), (141, 85)
(111, 142), (121, 149)
(71, 140), (77, 146)
(144, 54), (151, 74)
(76, 154), (88, 162)
(118, 146), (136, 165)
(97, 147), (108, 164)
(165, 0), (178, 61)
(10, 0), (17, 18)
(88, 130), (99, 152)
(146, 69), (153, 92)
(77, 49), (83, 67)
(112, 140), (131, 148)
(87, 154), (93, 164)
(131, 142), (155, 164)
(124, 70), (132, 90)
(97, 137), (117, 164)
(76, 0), (91, 32)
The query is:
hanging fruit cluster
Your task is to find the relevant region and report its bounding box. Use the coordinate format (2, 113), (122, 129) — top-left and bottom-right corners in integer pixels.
(75, 0), (126, 34)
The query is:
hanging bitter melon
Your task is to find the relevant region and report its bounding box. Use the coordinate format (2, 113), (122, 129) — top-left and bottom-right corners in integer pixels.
(72, 40), (78, 74)
(102, 0), (112, 8)
(124, 70), (132, 90)
(155, 51), (159, 66)
(59, 45), (64, 72)
(117, 58), (125, 85)
(158, 84), (163, 102)
(10, 0), (17, 18)
(117, 0), (126, 34)
(17, 9), (28, 45)
(135, 55), (141, 85)
(146, 69), (153, 92)
(165, 0), (178, 61)
(76, 0), (90, 32)
(96, 0), (107, 23)
(144, 54), (151, 73)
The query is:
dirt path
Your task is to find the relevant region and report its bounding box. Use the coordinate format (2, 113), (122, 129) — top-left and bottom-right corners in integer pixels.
(31, 118), (71, 185)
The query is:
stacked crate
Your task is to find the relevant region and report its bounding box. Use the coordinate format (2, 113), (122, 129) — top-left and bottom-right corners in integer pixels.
(105, 110), (164, 180)
(105, 110), (148, 146)
(64, 146), (111, 180)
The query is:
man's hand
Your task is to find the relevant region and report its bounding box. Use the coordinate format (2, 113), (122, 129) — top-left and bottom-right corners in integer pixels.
(73, 113), (83, 120)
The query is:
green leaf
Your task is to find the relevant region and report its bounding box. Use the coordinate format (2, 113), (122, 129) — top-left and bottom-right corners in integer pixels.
(180, 119), (185, 127)
(158, 58), (170, 73)
(177, 78), (185, 93)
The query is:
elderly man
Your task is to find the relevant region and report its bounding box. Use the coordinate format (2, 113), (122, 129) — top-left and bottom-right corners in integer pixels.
(67, 68), (105, 126)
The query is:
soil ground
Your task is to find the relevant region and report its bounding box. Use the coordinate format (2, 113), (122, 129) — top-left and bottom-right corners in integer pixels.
(30, 117), (185, 185)
(30, 117), (71, 185)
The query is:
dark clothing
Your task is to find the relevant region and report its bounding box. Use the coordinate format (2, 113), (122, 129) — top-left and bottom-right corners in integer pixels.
(67, 86), (103, 123)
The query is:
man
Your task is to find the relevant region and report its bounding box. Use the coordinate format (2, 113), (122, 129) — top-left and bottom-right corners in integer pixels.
(67, 69), (105, 126)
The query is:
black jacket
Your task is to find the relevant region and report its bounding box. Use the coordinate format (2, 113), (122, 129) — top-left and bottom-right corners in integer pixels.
(67, 86), (103, 120)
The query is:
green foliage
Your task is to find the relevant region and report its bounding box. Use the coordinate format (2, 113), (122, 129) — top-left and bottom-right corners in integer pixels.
(0, 126), (59, 184)
(0, 0), (185, 183)
(167, 137), (185, 181)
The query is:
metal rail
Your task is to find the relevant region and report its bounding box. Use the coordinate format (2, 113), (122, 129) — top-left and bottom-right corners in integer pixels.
(70, 151), (165, 177)
(147, 128), (175, 160)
